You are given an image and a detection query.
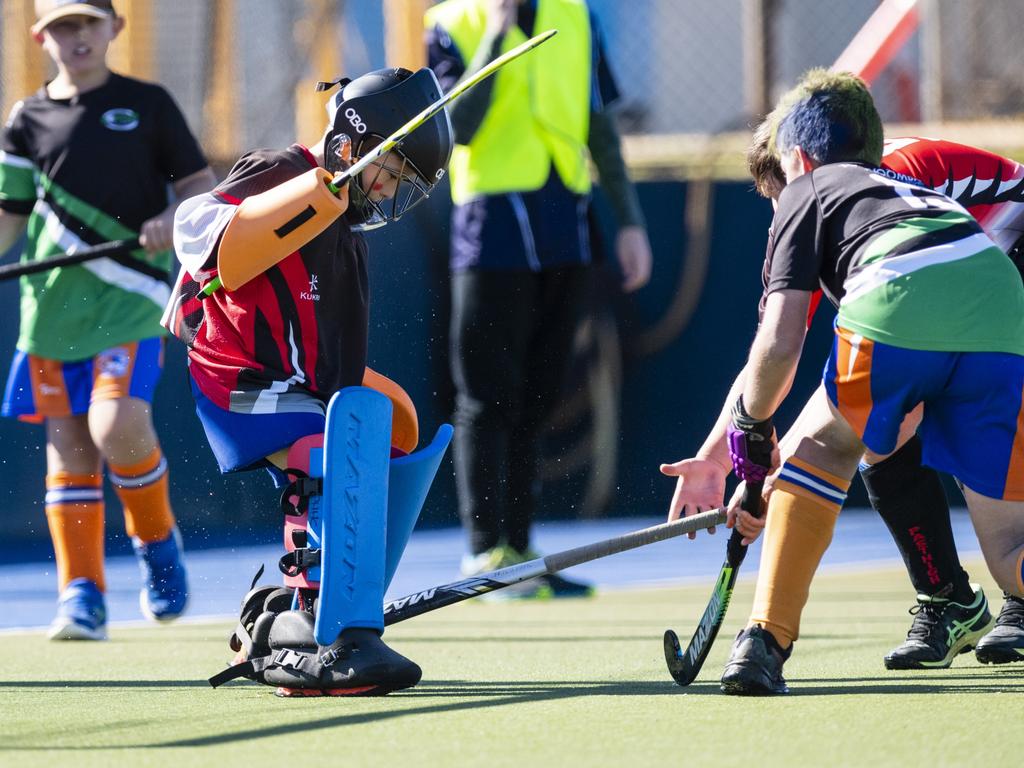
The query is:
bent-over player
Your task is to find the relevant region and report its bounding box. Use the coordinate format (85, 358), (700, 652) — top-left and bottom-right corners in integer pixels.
(663, 69), (1024, 694)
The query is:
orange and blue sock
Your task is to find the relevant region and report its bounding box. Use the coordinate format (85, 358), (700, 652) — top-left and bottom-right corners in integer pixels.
(45, 471), (105, 592)
(109, 447), (175, 543)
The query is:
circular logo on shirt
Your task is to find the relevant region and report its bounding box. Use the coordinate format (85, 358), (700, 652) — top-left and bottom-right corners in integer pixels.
(97, 347), (131, 378)
(101, 108), (140, 132)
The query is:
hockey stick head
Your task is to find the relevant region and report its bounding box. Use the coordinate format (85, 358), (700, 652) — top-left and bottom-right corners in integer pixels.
(663, 553), (740, 685)
(663, 629), (692, 685)
(664, 481), (764, 686)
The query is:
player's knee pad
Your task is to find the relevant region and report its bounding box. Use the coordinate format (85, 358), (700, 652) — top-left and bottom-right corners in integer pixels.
(362, 367), (419, 454)
(279, 434), (326, 589)
(218, 167), (347, 290)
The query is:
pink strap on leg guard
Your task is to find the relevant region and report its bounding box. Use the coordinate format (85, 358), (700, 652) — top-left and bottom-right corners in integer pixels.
(282, 434), (324, 589)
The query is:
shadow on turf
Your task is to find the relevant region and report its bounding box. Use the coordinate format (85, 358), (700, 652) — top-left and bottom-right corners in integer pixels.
(0, 680), (208, 688)
(6, 673), (1021, 752)
(1, 679), (714, 750)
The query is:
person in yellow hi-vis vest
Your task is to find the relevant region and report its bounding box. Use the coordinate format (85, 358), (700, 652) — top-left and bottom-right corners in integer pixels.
(426, 0), (653, 597)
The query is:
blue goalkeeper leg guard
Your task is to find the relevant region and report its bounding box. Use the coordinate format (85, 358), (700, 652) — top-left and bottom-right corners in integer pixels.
(316, 386), (393, 645)
(384, 424), (453, 590)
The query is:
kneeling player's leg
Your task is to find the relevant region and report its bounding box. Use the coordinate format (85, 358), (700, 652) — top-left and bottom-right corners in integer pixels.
(723, 397), (861, 694)
(275, 388), (421, 695)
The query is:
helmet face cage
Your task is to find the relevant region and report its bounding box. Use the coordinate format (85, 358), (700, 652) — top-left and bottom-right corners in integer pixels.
(323, 67), (452, 230)
(344, 139), (435, 232)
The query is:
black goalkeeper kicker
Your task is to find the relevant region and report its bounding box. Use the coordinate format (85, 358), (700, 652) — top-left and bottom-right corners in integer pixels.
(383, 508), (726, 625)
(0, 238), (141, 281)
(663, 480), (764, 686)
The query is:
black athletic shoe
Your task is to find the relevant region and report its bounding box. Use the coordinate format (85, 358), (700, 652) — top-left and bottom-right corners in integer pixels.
(313, 628), (423, 695)
(975, 593), (1024, 665)
(883, 584), (994, 670)
(720, 625), (791, 695)
(250, 610), (421, 696)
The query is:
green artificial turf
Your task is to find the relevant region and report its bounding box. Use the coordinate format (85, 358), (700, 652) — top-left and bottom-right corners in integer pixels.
(2, 561), (1022, 768)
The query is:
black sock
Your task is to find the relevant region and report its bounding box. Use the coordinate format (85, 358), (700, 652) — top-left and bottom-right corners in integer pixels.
(860, 435), (974, 603)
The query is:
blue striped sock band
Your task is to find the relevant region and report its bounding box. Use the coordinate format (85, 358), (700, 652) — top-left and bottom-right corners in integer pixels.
(777, 461), (848, 508)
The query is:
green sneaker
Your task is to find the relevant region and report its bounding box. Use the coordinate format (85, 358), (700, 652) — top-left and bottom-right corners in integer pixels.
(884, 584), (995, 670)
(517, 548), (595, 599)
(461, 544), (523, 574)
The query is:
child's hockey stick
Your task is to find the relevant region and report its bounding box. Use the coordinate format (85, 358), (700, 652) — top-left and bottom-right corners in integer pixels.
(0, 238), (141, 281)
(200, 29), (558, 298)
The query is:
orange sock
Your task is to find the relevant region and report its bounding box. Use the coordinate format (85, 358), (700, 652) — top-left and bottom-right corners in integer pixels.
(45, 471), (106, 592)
(108, 448), (175, 543)
(749, 457), (851, 647)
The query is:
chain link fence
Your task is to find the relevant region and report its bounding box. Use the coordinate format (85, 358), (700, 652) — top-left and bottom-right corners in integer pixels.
(3, 0), (1022, 164)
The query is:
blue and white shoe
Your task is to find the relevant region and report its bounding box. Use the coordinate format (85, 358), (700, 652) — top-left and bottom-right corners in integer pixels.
(47, 578), (108, 641)
(133, 526), (189, 622)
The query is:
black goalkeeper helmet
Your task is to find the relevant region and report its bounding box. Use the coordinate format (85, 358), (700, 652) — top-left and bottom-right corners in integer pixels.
(320, 67), (453, 231)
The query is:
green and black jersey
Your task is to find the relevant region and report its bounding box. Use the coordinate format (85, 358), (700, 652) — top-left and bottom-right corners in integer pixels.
(0, 73), (207, 360)
(766, 162), (1024, 355)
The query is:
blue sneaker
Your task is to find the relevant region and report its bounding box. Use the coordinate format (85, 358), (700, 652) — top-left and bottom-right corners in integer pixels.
(133, 527), (189, 622)
(48, 578), (108, 641)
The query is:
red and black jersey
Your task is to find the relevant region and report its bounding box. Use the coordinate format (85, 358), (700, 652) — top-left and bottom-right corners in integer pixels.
(163, 145), (369, 414)
(883, 137), (1024, 253)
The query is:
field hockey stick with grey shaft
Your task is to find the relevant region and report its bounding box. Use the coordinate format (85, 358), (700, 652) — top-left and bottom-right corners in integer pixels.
(383, 507), (726, 625)
(0, 237), (141, 281)
(199, 28), (559, 298)
(663, 479), (765, 685)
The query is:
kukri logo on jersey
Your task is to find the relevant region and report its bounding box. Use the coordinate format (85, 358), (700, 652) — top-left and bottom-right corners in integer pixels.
(301, 274), (320, 302)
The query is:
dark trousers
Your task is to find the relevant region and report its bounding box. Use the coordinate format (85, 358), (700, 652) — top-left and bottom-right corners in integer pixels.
(450, 266), (589, 554)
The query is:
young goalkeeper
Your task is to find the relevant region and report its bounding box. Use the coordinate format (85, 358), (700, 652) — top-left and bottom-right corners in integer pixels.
(164, 66), (454, 695)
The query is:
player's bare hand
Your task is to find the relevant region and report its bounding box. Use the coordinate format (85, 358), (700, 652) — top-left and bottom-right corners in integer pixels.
(139, 211), (174, 253)
(616, 225), (652, 292)
(485, 0), (518, 37)
(659, 457), (727, 538)
(725, 480), (770, 545)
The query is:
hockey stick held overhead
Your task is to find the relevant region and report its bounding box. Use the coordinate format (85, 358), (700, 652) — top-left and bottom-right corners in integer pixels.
(199, 28), (559, 298)
(383, 507), (725, 625)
